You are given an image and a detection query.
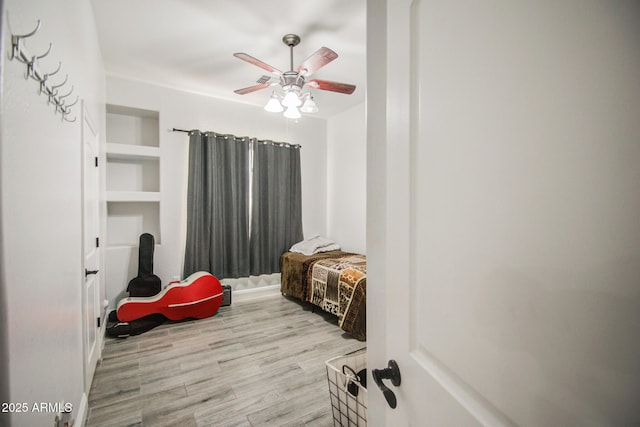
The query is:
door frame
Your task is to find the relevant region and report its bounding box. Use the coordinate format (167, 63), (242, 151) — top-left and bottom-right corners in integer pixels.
(81, 101), (102, 394)
(366, 0), (394, 423)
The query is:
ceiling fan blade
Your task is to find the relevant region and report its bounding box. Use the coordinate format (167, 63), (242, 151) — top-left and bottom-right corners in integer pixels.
(234, 83), (270, 95)
(297, 47), (338, 76)
(308, 79), (356, 94)
(234, 53), (282, 75)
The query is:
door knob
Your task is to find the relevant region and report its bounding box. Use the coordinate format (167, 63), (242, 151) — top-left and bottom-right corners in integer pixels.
(85, 269), (99, 277)
(372, 359), (401, 409)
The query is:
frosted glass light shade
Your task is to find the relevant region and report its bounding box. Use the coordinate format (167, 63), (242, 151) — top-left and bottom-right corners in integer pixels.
(282, 90), (302, 107)
(300, 97), (318, 113)
(264, 95), (283, 112)
(284, 105), (301, 119)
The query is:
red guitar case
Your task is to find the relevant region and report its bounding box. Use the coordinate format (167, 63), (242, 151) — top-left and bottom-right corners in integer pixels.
(117, 271), (224, 322)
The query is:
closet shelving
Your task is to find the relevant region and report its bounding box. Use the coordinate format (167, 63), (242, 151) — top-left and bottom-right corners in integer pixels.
(105, 104), (161, 246)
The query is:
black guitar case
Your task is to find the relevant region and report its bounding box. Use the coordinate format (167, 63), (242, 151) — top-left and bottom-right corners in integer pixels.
(126, 233), (162, 297)
(106, 233), (165, 338)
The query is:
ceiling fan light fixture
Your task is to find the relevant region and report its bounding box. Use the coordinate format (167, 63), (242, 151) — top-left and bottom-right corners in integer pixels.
(264, 92), (283, 113)
(300, 95), (319, 113)
(283, 105), (301, 119)
(282, 89), (302, 107)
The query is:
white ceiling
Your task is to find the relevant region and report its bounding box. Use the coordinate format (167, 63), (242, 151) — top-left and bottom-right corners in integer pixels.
(90, 0), (367, 119)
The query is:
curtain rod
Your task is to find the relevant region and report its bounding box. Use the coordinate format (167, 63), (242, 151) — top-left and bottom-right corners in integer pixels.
(170, 128), (301, 148)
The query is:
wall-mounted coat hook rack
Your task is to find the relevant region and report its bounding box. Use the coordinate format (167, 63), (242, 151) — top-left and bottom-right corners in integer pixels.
(9, 19), (80, 124)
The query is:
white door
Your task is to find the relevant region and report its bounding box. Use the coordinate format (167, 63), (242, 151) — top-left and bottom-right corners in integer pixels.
(367, 1), (640, 425)
(82, 103), (101, 393)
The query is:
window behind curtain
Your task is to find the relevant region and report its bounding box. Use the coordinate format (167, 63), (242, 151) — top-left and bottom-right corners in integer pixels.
(249, 141), (303, 275)
(183, 132), (302, 279)
(183, 132), (251, 279)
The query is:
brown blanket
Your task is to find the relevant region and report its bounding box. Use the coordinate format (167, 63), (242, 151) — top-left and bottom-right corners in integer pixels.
(280, 251), (356, 300)
(280, 250), (366, 341)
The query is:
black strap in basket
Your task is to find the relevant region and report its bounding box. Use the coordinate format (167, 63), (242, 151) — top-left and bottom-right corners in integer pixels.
(342, 365), (367, 397)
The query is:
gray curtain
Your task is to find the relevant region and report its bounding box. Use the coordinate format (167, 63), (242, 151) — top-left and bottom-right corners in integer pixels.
(183, 132), (251, 278)
(250, 141), (303, 275)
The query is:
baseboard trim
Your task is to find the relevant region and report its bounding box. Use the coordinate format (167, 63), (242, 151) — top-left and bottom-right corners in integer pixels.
(232, 284), (281, 302)
(76, 392), (88, 427)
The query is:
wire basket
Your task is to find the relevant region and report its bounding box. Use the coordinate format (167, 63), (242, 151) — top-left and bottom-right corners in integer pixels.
(325, 347), (367, 426)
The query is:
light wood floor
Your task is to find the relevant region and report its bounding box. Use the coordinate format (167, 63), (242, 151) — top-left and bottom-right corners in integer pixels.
(86, 293), (365, 427)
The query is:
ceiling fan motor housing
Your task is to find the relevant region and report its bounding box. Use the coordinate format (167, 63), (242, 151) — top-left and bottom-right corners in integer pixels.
(281, 71), (305, 92)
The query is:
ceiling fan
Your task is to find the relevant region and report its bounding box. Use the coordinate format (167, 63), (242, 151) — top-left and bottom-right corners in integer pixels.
(233, 34), (356, 118)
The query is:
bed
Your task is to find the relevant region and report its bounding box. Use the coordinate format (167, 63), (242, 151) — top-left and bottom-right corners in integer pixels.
(280, 250), (366, 341)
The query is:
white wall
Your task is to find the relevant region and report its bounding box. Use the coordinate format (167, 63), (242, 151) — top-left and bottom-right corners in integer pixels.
(104, 76), (328, 305)
(327, 102), (366, 253)
(0, 0), (105, 425)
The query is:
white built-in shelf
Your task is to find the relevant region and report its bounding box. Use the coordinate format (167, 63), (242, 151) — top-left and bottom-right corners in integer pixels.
(105, 103), (161, 249)
(106, 191), (161, 202)
(106, 104), (159, 118)
(106, 143), (160, 160)
(106, 104), (159, 148)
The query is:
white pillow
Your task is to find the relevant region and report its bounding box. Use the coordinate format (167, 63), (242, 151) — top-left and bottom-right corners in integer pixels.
(289, 236), (341, 256)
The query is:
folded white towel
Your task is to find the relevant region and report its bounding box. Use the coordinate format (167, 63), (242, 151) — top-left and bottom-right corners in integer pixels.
(289, 236), (341, 256)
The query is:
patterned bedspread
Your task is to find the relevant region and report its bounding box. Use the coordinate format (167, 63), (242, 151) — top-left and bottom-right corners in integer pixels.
(309, 255), (367, 341)
(280, 251), (367, 341)
(280, 250), (355, 301)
